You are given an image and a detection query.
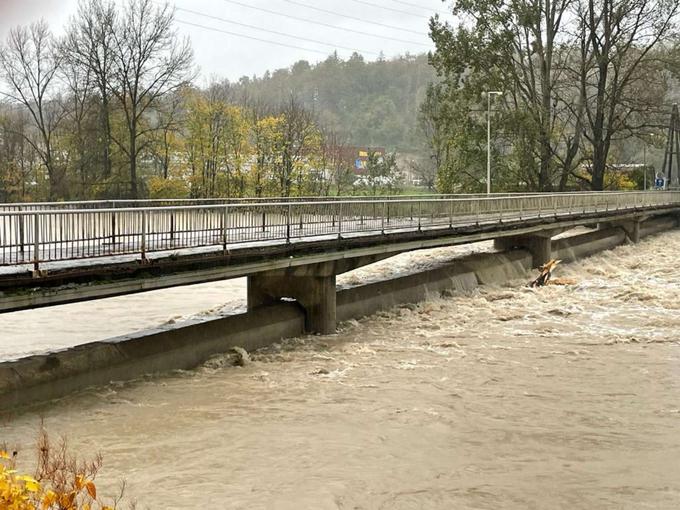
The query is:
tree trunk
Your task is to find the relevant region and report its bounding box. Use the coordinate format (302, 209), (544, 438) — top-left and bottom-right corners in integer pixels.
(539, 138), (552, 191)
(101, 97), (112, 177)
(591, 145), (607, 190)
(129, 128), (138, 199)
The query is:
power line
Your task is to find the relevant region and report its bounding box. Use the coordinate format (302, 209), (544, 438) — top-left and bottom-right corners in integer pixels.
(175, 19), (339, 56)
(218, 0), (431, 47)
(387, 0), (449, 16)
(176, 6), (380, 56)
(344, 0), (430, 19)
(279, 0), (425, 35)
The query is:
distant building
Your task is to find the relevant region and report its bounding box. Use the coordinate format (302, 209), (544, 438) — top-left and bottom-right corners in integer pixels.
(336, 146), (386, 175)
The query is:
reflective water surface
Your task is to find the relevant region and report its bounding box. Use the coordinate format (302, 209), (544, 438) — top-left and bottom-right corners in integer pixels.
(3, 233), (680, 509)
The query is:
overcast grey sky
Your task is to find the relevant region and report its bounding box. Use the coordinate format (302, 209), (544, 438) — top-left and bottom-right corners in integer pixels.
(0, 0), (453, 83)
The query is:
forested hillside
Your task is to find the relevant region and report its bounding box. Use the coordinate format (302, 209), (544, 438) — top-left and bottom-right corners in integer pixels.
(231, 52), (434, 153)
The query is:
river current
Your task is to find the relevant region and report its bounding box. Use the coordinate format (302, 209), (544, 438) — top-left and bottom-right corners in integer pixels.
(2, 231), (680, 508)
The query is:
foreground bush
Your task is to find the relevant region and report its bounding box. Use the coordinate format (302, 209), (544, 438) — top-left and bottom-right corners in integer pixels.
(1, 430), (125, 510)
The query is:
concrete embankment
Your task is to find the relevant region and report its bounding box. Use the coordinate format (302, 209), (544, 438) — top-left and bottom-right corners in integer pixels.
(1, 216), (676, 411)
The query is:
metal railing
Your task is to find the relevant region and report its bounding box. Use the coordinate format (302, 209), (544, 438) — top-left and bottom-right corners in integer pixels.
(1, 191), (678, 270)
(0, 192), (565, 212)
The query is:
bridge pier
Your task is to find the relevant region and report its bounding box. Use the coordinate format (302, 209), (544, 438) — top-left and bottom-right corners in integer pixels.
(494, 234), (552, 268)
(248, 263), (337, 335)
(600, 219), (642, 243)
(625, 221), (641, 243)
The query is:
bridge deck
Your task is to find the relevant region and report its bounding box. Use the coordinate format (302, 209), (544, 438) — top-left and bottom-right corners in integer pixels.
(2, 192), (676, 274)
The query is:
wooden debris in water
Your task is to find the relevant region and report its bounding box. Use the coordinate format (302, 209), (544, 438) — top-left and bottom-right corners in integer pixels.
(547, 277), (577, 286)
(529, 259), (563, 287)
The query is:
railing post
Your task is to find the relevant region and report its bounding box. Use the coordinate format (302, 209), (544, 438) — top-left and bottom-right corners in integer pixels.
(418, 201), (422, 232)
(111, 212), (117, 246)
(141, 210), (147, 261)
(19, 206), (25, 255)
(381, 201), (386, 234)
(338, 202), (343, 239)
(286, 203), (291, 243)
(33, 213), (39, 272)
(449, 200), (453, 228)
(222, 205), (228, 251)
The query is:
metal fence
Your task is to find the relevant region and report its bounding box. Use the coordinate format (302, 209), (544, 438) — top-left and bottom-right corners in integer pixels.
(1, 191), (678, 269)
(0, 192), (569, 212)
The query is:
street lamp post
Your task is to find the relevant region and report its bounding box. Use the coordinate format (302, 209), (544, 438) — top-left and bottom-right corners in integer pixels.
(643, 144), (647, 191)
(486, 91), (503, 195)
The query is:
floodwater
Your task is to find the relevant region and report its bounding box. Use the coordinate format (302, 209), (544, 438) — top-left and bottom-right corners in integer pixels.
(0, 241), (492, 360)
(3, 232), (680, 508)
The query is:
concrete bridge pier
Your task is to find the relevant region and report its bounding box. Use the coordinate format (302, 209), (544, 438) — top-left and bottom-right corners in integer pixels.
(248, 262), (337, 335)
(494, 234), (552, 268)
(624, 221), (641, 243)
(600, 218), (643, 243)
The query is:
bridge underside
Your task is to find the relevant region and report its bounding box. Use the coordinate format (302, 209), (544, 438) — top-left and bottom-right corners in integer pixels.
(0, 207), (677, 329)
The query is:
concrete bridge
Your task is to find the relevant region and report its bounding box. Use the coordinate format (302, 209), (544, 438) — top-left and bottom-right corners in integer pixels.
(2, 192), (680, 333)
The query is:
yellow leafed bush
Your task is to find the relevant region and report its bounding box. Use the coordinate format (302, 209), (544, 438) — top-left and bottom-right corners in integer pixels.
(1, 430), (124, 510)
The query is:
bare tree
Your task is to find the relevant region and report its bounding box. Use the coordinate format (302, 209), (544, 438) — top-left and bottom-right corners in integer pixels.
(147, 91), (183, 180)
(0, 105), (39, 200)
(408, 159), (437, 191)
(0, 21), (65, 199)
(63, 0), (117, 178)
(249, 100), (280, 198)
(110, 0), (193, 197)
(279, 96), (318, 196)
(574, 0), (679, 189)
(319, 128), (353, 196)
(60, 47), (97, 196)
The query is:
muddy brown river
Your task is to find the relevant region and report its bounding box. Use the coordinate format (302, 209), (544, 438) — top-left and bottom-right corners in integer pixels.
(2, 232), (680, 509)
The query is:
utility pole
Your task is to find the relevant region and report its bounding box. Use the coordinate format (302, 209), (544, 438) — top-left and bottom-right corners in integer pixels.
(661, 103), (680, 188)
(643, 144), (647, 191)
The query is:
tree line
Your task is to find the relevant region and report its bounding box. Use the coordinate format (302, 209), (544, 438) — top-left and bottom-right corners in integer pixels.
(425, 0), (680, 192)
(5, 0), (677, 201)
(0, 0), (404, 202)
(0, 0), (194, 200)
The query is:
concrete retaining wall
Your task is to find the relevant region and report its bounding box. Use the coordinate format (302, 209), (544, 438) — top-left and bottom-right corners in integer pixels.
(337, 250), (531, 322)
(0, 303), (304, 410)
(553, 228), (627, 263)
(1, 216), (677, 411)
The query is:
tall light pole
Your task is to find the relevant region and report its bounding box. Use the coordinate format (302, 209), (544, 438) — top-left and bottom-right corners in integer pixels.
(486, 91), (503, 195)
(643, 144), (647, 191)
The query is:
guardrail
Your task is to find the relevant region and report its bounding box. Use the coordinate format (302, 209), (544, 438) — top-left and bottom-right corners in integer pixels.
(1, 192), (678, 270)
(0, 192), (583, 212)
